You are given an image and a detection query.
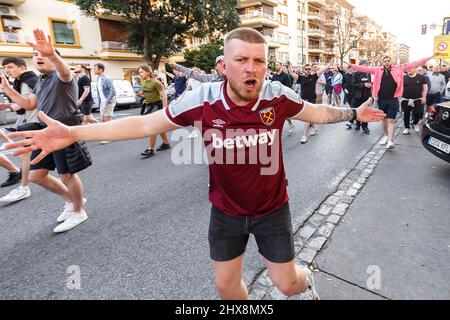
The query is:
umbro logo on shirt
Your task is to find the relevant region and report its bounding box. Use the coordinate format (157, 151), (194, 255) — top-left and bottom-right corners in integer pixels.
(212, 119), (227, 128)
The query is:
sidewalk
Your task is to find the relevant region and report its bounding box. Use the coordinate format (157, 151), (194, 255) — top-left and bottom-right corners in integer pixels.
(314, 130), (450, 299)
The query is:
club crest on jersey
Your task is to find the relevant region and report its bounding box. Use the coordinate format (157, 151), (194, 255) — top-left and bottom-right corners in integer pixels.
(259, 107), (275, 126)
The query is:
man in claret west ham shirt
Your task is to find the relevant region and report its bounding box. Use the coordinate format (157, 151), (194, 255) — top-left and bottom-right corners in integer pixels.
(7, 28), (386, 300)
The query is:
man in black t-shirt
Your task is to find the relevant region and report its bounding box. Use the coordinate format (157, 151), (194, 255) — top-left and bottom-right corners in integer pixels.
(75, 64), (97, 125)
(401, 68), (428, 135)
(288, 63), (327, 144)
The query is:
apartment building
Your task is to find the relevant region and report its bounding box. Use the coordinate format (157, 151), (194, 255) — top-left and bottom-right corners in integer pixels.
(399, 43), (410, 64)
(0, 0), (146, 82)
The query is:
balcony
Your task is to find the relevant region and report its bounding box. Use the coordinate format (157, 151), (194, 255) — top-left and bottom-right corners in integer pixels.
(308, 0), (326, 8)
(239, 12), (279, 28)
(0, 0), (26, 5)
(308, 28), (325, 38)
(101, 41), (129, 51)
(325, 32), (338, 41)
(324, 4), (339, 15)
(308, 45), (325, 54)
(238, 0), (278, 8)
(308, 12), (325, 22)
(323, 19), (336, 28)
(0, 31), (25, 44)
(264, 34), (280, 48)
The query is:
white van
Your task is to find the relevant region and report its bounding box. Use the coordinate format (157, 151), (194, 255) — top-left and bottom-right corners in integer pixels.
(91, 80), (136, 111)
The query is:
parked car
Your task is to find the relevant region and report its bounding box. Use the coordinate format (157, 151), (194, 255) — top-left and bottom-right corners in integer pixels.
(91, 80), (137, 112)
(421, 101), (450, 163)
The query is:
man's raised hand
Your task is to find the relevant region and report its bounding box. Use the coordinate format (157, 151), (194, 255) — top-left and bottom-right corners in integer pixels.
(26, 29), (56, 58)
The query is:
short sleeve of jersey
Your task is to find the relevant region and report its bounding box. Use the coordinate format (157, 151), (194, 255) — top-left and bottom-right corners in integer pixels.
(164, 85), (205, 127)
(279, 83), (305, 118)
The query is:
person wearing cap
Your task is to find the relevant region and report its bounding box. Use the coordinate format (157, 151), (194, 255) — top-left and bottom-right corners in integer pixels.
(348, 60), (372, 134)
(168, 55), (225, 83)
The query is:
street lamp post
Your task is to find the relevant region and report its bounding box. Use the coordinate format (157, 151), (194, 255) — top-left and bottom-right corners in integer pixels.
(300, 0), (307, 65)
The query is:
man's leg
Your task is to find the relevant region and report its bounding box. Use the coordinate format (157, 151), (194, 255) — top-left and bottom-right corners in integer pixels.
(160, 133), (170, 145)
(383, 118), (389, 137)
(59, 173), (84, 213)
(402, 100), (411, 129)
(265, 259), (309, 297)
(0, 154), (20, 173)
(30, 169), (72, 202)
(387, 119), (396, 142)
(20, 153), (31, 187)
(213, 255), (248, 300)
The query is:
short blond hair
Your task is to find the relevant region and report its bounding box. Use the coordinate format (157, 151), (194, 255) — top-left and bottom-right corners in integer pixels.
(224, 27), (267, 46)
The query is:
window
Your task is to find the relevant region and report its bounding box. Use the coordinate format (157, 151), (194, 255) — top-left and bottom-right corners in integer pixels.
(49, 18), (80, 47)
(278, 13), (288, 25)
(278, 0), (288, 5)
(278, 32), (289, 45)
(297, 19), (305, 30)
(279, 52), (289, 63)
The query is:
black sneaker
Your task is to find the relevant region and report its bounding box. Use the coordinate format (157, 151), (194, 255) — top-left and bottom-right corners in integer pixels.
(1, 170), (21, 188)
(141, 149), (155, 158)
(363, 128), (371, 134)
(156, 143), (171, 151)
(346, 123), (353, 130)
(354, 125), (361, 131)
(4, 127), (17, 132)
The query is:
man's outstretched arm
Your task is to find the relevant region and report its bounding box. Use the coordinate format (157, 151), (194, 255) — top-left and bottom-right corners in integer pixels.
(6, 110), (177, 164)
(294, 98), (386, 124)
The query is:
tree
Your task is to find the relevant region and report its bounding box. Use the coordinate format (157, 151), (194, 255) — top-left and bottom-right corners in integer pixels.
(328, 8), (365, 68)
(183, 40), (223, 72)
(76, 0), (240, 67)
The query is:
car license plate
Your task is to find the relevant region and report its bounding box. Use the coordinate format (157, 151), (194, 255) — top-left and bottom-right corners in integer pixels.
(429, 137), (450, 154)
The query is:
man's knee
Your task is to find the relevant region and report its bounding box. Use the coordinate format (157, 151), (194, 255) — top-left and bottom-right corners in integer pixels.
(30, 170), (47, 184)
(272, 278), (299, 297)
(59, 173), (75, 184)
(215, 278), (241, 297)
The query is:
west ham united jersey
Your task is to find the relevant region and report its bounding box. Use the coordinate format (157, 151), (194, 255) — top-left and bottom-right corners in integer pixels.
(164, 80), (304, 217)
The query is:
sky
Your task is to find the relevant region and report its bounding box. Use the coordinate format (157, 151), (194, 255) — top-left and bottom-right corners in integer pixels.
(348, 0), (449, 61)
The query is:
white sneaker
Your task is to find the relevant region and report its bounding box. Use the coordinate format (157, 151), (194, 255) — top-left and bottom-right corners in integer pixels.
(414, 125), (420, 133)
(0, 186), (31, 202)
(53, 210), (88, 233)
(300, 136), (308, 144)
(386, 140), (395, 150)
(310, 127), (318, 136)
(57, 198), (87, 223)
(100, 141), (112, 145)
(288, 122), (295, 133)
(187, 130), (199, 139)
(403, 128), (410, 135)
(379, 136), (389, 145)
(300, 267), (320, 300)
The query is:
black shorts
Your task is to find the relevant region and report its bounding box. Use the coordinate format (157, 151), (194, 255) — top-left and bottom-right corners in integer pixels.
(80, 100), (94, 116)
(142, 100), (163, 115)
(378, 98), (399, 120)
(208, 203), (295, 263)
(426, 93), (442, 107)
(30, 149), (70, 174)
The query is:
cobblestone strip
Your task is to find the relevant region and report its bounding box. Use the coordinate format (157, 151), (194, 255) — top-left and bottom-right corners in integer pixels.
(248, 136), (393, 300)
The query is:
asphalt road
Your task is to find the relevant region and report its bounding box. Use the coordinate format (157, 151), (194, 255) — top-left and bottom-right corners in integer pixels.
(0, 107), (399, 299)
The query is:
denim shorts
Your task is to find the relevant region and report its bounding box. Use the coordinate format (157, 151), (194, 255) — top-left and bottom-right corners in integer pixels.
(378, 98), (399, 120)
(208, 203), (295, 263)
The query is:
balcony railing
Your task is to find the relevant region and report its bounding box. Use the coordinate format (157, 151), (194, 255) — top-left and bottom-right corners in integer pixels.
(308, 29), (325, 38)
(101, 41), (128, 51)
(308, 0), (326, 7)
(240, 12), (276, 22)
(0, 31), (25, 44)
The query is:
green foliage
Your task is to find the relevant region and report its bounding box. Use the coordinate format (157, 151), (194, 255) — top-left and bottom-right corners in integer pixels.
(76, 0), (240, 65)
(183, 41), (223, 72)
